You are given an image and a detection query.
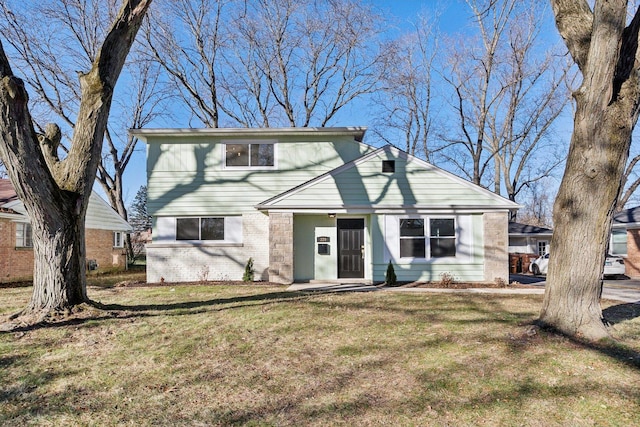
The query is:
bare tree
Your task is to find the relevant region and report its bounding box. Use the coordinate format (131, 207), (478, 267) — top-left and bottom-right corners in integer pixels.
(0, 0), (152, 321)
(1, 0), (166, 262)
(145, 0), (386, 127)
(371, 13), (439, 160)
(616, 150), (640, 210)
(440, 0), (569, 201)
(440, 0), (517, 186)
(488, 6), (572, 214)
(144, 0), (225, 127)
(540, 0), (640, 340)
(516, 180), (554, 227)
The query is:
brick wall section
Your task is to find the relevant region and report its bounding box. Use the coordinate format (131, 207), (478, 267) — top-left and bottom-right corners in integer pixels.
(146, 213), (270, 283)
(0, 218), (125, 283)
(0, 219), (33, 281)
(269, 212), (294, 284)
(85, 228), (127, 271)
(483, 212), (509, 283)
(625, 229), (640, 278)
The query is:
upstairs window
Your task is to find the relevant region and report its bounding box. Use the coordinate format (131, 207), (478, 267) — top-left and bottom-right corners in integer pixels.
(225, 143), (274, 168)
(176, 217), (224, 241)
(16, 222), (32, 248)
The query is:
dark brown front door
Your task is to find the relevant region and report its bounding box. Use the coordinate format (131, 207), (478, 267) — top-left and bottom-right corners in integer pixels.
(338, 219), (365, 279)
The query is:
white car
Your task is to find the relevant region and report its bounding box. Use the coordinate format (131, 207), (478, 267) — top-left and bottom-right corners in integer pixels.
(529, 253), (625, 277)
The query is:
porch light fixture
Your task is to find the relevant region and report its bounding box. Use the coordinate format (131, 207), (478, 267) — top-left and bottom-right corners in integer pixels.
(328, 213), (336, 218)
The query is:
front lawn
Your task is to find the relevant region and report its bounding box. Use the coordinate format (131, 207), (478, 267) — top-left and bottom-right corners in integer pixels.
(1, 283), (639, 426)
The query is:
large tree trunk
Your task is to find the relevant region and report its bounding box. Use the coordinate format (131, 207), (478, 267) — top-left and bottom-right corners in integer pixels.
(539, 99), (630, 340)
(0, 0), (152, 322)
(28, 197), (89, 312)
(539, 0), (640, 341)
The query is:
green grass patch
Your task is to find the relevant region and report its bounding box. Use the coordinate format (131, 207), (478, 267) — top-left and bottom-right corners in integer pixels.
(1, 283), (639, 426)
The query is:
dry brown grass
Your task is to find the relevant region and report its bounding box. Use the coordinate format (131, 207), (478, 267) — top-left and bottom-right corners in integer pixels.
(1, 281), (639, 426)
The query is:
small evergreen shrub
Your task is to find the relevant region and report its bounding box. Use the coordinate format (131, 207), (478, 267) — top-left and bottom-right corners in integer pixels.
(385, 260), (397, 286)
(243, 258), (255, 282)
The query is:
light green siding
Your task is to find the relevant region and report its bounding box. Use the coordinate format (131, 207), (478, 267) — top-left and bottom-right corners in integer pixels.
(293, 215), (338, 281)
(267, 149), (511, 209)
(370, 213), (487, 282)
(146, 136), (373, 216)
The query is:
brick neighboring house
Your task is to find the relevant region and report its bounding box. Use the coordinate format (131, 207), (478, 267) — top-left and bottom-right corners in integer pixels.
(0, 179), (133, 282)
(613, 207), (640, 278)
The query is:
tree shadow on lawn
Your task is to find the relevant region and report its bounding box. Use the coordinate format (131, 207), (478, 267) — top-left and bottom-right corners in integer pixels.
(0, 290), (321, 334)
(603, 302), (640, 325)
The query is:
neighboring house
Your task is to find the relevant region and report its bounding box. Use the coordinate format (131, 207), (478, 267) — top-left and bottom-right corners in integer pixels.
(507, 222), (553, 274)
(0, 179), (133, 282)
(508, 210), (640, 278)
(132, 127), (520, 284)
(613, 206), (640, 277)
(508, 222), (553, 256)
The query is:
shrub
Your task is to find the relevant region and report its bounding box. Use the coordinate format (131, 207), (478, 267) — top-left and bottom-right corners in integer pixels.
(385, 261), (397, 286)
(495, 277), (507, 287)
(243, 258), (255, 283)
(439, 272), (455, 288)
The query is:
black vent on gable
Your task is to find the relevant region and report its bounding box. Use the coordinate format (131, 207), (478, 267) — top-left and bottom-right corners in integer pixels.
(382, 160), (395, 173)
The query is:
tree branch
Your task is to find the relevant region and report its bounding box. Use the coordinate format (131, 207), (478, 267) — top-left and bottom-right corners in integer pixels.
(550, 0), (593, 72)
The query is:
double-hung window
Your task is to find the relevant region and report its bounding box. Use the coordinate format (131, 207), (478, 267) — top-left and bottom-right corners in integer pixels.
(176, 217), (225, 241)
(430, 219), (456, 257)
(399, 218), (456, 259)
(225, 143), (274, 168)
(16, 222), (33, 248)
(400, 219), (426, 258)
(610, 229), (627, 256)
(114, 232), (124, 248)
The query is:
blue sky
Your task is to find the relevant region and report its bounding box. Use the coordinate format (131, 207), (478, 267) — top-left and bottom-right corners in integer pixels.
(117, 0), (567, 207)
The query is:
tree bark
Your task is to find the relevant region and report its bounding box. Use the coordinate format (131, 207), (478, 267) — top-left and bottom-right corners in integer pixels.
(540, 0), (640, 340)
(0, 0), (152, 319)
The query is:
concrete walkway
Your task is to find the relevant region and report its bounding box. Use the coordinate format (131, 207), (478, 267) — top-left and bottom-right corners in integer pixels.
(286, 274), (640, 304)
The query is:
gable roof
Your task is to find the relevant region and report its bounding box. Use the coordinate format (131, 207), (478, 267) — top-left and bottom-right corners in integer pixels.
(613, 206), (640, 228)
(257, 145), (520, 213)
(0, 179), (18, 204)
(0, 179), (132, 232)
(508, 221), (553, 236)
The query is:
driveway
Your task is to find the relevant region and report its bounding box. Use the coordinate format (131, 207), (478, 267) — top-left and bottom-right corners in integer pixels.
(288, 275), (640, 303)
(512, 274), (640, 303)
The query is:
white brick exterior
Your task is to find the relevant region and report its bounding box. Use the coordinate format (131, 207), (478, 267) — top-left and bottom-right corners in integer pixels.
(146, 213), (270, 283)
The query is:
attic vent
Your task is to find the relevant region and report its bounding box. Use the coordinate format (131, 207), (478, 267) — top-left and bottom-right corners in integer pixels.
(382, 160), (395, 173)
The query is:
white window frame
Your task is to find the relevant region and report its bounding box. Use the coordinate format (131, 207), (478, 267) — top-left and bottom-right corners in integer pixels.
(151, 216), (242, 245)
(113, 231), (124, 248)
(537, 240), (548, 256)
(398, 216), (457, 260)
(610, 229), (627, 256)
(385, 214), (473, 264)
(15, 222), (33, 248)
(222, 140), (277, 170)
(176, 217), (225, 241)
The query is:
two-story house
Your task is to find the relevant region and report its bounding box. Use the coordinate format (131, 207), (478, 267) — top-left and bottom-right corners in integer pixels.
(132, 127), (519, 285)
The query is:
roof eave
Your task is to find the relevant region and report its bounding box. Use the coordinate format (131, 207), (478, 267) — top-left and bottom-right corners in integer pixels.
(130, 126), (368, 142)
